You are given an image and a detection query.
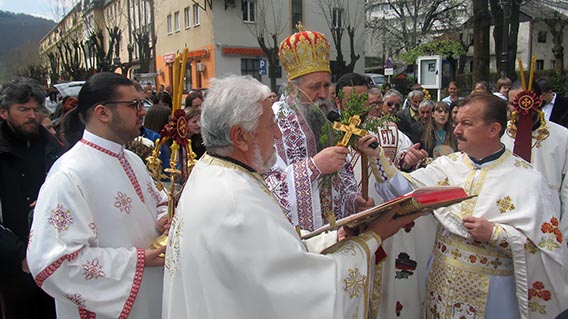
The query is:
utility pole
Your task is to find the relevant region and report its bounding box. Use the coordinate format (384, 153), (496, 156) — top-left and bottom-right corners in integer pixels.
(501, 0), (511, 78)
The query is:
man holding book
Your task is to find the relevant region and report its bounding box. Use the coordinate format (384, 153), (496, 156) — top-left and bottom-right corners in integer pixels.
(162, 75), (420, 319)
(358, 93), (568, 318)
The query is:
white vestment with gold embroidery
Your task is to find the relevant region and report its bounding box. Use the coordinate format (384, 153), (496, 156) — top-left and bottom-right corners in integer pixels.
(351, 124), (435, 319)
(265, 99), (360, 231)
(502, 121), (568, 237)
(163, 154), (381, 319)
(373, 149), (568, 319)
(27, 130), (168, 319)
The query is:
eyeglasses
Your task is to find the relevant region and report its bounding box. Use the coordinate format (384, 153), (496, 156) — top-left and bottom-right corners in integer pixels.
(386, 101), (400, 108)
(102, 100), (145, 112)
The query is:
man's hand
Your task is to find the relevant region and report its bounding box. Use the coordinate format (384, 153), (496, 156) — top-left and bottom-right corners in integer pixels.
(156, 216), (171, 234)
(354, 196), (375, 212)
(313, 146), (349, 175)
(22, 258), (30, 273)
(367, 210), (422, 240)
(144, 246), (166, 267)
(462, 216), (493, 243)
(402, 143), (428, 170)
(356, 135), (381, 158)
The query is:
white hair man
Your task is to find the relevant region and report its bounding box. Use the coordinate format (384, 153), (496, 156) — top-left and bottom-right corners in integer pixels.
(161, 75), (420, 318)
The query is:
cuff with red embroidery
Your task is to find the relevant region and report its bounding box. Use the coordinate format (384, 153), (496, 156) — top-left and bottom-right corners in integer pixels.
(489, 224), (512, 255)
(307, 157), (322, 182)
(370, 147), (398, 183)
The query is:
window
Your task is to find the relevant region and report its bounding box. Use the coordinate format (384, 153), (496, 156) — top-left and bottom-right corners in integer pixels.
(536, 59), (544, 71)
(184, 7), (191, 29)
(332, 8), (343, 29)
(241, 58), (260, 80)
(537, 31), (547, 43)
(174, 11), (180, 32)
(193, 4), (200, 26)
(243, 0), (256, 22)
(167, 14), (172, 34)
(291, 0), (302, 31)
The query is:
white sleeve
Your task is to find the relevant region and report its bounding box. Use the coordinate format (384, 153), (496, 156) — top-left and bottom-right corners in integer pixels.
(28, 171), (144, 318)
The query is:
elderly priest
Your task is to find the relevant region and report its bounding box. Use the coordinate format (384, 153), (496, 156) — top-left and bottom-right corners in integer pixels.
(161, 75), (420, 319)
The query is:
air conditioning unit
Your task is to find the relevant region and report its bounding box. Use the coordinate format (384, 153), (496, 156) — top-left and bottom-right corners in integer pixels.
(196, 62), (206, 72)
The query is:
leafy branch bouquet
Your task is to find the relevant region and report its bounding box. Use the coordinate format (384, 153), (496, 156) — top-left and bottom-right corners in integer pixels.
(320, 90), (398, 148)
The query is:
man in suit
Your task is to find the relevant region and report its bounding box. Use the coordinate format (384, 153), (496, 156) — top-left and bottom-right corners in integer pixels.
(536, 76), (568, 127)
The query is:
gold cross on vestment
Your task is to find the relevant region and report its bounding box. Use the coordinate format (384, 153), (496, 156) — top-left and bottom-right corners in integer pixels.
(332, 114), (369, 147)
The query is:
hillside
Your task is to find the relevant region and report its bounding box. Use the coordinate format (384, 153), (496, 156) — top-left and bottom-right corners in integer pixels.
(0, 11), (55, 57)
(0, 11), (55, 83)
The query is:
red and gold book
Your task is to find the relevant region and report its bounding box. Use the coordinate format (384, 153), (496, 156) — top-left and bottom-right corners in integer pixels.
(302, 186), (474, 240)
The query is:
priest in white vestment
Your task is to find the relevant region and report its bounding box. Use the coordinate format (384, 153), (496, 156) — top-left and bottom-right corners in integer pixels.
(502, 85), (568, 238)
(27, 73), (168, 319)
(162, 75), (421, 319)
(359, 93), (568, 319)
(333, 72), (435, 319)
(265, 26), (373, 232)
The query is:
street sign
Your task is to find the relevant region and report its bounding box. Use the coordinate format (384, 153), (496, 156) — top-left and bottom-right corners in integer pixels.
(384, 68), (394, 76)
(385, 58), (392, 68)
(259, 59), (267, 75)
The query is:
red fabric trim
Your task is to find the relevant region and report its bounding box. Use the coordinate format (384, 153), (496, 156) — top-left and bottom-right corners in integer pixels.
(118, 248), (145, 319)
(80, 139), (145, 203)
(34, 250), (81, 287)
(513, 113), (533, 162)
(79, 308), (97, 319)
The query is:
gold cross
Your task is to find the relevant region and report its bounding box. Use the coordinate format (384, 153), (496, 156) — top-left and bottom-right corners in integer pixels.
(332, 114), (369, 147)
(496, 196), (515, 214)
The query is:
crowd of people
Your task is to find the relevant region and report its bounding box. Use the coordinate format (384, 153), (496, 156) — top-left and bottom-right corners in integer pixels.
(1, 25), (568, 319)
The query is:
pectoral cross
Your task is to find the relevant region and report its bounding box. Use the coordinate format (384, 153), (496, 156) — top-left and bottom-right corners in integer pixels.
(332, 114), (369, 147)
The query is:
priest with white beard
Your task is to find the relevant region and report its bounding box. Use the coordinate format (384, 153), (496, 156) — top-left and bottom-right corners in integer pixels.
(161, 75), (421, 319)
(265, 25), (373, 235)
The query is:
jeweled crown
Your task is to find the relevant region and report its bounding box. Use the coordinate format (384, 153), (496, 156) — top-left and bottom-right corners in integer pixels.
(279, 22), (331, 80)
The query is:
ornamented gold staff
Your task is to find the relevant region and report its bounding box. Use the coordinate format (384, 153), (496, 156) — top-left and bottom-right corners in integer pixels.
(147, 47), (197, 251)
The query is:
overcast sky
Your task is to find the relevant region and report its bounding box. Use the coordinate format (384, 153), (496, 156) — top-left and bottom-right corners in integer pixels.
(0, 0), (60, 21)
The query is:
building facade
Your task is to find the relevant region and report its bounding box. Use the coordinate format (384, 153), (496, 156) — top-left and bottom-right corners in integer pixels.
(40, 0), (365, 92)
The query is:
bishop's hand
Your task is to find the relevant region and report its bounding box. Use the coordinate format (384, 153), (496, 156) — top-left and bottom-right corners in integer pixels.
(313, 146), (349, 175)
(356, 135), (381, 158)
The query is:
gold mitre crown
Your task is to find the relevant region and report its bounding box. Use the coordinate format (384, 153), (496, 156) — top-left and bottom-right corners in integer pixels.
(279, 22), (331, 80)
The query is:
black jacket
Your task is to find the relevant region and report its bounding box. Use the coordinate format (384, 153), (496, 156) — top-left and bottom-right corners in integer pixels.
(0, 120), (65, 274)
(550, 95), (568, 128)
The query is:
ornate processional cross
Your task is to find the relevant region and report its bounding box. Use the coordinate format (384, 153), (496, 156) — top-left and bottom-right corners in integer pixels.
(332, 114), (369, 147)
(331, 114), (372, 202)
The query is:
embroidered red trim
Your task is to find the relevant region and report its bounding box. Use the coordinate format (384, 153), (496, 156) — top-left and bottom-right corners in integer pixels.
(34, 250), (81, 287)
(118, 248), (145, 319)
(80, 139), (145, 204)
(79, 308), (97, 319)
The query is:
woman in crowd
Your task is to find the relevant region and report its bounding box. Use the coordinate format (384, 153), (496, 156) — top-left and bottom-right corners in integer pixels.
(184, 91), (204, 110)
(185, 107), (205, 160)
(441, 81), (463, 106)
(421, 101), (457, 158)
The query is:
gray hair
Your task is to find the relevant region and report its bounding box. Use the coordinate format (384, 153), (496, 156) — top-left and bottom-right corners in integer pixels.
(368, 87), (382, 96)
(201, 75), (270, 155)
(419, 99), (435, 109)
(384, 89), (403, 101)
(407, 89), (424, 100)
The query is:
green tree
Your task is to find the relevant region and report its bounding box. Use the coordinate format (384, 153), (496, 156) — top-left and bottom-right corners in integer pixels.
(400, 39), (466, 80)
